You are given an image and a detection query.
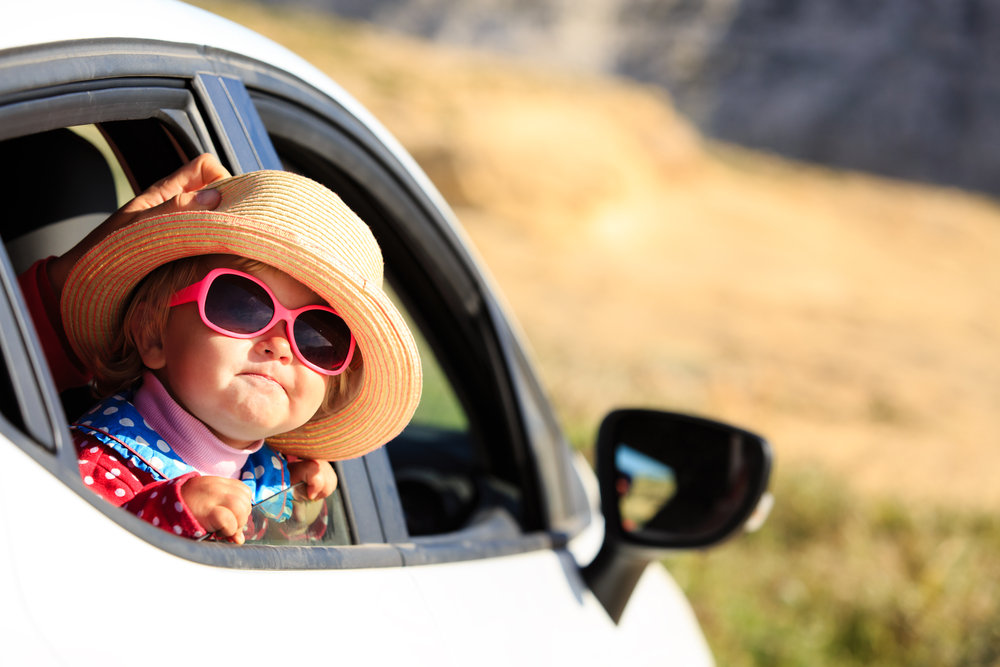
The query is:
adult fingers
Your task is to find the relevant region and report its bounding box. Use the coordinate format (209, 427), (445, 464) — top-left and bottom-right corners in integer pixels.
(47, 154), (231, 294)
(119, 153), (230, 214)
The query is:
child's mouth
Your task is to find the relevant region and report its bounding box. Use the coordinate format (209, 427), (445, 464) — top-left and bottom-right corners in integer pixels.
(241, 372), (283, 390)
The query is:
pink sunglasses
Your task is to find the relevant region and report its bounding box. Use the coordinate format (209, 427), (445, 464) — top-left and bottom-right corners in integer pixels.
(169, 268), (356, 376)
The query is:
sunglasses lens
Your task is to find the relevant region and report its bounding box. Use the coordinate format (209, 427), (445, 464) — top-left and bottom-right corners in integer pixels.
(204, 273), (275, 334)
(294, 309), (353, 371)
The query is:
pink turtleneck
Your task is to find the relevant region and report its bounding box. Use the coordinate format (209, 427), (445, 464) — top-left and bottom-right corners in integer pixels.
(133, 371), (265, 479)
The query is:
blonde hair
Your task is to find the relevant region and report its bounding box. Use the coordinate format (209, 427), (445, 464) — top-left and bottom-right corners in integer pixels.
(92, 255), (363, 423)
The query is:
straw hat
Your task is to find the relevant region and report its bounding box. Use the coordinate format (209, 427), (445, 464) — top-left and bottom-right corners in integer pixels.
(61, 170), (422, 460)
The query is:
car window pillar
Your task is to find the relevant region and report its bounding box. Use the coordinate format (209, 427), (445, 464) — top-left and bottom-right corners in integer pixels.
(194, 74), (283, 172)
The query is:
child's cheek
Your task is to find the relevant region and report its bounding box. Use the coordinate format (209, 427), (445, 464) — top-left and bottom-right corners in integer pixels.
(301, 369), (331, 420)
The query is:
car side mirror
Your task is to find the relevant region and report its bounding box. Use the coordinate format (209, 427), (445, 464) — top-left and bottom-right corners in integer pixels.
(584, 409), (772, 622)
(599, 409), (772, 548)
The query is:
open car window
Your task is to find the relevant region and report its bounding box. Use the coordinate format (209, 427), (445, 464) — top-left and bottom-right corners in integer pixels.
(0, 115), (371, 553)
(0, 48), (555, 565)
(253, 87), (550, 544)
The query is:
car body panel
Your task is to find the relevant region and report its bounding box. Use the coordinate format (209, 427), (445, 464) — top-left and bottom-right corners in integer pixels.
(0, 1), (725, 665)
(2, 431), (701, 665)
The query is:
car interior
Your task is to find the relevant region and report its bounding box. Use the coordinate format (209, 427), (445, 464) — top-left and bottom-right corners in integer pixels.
(0, 119), (529, 546)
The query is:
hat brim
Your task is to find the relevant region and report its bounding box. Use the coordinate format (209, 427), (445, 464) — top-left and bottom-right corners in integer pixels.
(61, 172), (422, 460)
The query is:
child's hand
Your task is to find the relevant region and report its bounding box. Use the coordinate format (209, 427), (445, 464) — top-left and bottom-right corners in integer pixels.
(288, 459), (338, 501)
(180, 475), (253, 545)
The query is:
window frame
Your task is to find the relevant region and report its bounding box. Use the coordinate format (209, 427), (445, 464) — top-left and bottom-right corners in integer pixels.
(0, 43), (398, 566)
(0, 37), (590, 569)
(249, 91), (559, 528)
(230, 71), (595, 545)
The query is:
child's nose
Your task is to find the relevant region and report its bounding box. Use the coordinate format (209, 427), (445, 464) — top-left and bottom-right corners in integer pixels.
(254, 322), (293, 364)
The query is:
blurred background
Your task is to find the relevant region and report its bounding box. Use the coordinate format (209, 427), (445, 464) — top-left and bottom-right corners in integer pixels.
(192, 1), (1000, 663)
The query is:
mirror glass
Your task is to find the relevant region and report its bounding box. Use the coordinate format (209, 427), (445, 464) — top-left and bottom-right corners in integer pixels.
(605, 411), (769, 544)
(616, 445), (676, 532)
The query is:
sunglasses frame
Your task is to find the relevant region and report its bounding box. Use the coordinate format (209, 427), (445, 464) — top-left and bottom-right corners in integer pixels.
(168, 267), (356, 376)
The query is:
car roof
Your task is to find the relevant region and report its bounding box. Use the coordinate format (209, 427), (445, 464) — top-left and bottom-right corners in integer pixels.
(4, 0), (320, 84)
(2, 0), (455, 224)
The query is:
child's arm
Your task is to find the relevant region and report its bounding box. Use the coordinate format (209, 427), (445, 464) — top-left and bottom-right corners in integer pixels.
(76, 438), (206, 538)
(77, 437), (251, 543)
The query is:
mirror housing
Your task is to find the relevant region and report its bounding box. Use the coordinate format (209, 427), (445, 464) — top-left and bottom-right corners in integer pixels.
(583, 409), (773, 622)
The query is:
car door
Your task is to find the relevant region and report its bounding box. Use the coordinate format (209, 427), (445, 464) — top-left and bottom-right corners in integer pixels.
(0, 33), (707, 666)
(0, 40), (443, 665)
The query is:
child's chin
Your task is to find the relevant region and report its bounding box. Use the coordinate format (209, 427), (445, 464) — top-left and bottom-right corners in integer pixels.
(209, 422), (275, 449)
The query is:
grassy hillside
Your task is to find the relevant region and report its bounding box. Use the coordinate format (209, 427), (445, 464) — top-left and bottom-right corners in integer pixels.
(188, 2), (1000, 662)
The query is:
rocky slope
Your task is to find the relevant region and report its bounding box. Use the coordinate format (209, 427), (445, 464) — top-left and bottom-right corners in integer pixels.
(261, 0), (1000, 198)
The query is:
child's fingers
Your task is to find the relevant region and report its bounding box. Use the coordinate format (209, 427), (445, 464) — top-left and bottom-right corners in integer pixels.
(304, 460), (322, 499)
(306, 461), (337, 500)
(204, 493), (251, 545)
(181, 476), (252, 544)
(204, 506), (242, 542)
(319, 464), (338, 499)
(223, 485), (253, 526)
(289, 459), (337, 499)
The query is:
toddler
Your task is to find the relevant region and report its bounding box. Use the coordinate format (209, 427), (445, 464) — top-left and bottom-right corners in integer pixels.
(60, 170), (422, 543)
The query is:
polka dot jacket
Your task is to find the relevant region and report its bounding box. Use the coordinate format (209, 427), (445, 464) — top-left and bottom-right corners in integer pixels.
(72, 392), (293, 541)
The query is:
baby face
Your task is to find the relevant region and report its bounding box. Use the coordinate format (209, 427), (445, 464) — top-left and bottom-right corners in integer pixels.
(143, 259), (331, 449)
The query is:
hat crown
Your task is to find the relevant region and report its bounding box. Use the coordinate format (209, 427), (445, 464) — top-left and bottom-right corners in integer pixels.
(214, 171), (383, 286)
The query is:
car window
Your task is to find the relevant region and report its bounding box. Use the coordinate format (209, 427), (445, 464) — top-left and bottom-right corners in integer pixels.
(1, 120), (188, 443)
(395, 285), (467, 434)
(0, 281), (46, 446)
(0, 117), (366, 547)
(0, 60), (547, 563)
(257, 96), (537, 539)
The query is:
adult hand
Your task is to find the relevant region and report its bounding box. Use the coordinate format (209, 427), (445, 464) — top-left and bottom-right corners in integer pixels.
(47, 153), (231, 295)
(180, 474), (253, 545)
(289, 459), (338, 501)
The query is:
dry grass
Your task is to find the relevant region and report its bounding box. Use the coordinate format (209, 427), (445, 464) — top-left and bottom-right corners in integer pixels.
(191, 0), (1000, 511)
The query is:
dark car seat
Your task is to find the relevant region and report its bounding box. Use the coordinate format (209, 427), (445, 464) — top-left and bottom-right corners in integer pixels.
(0, 128), (120, 418)
(0, 128), (119, 273)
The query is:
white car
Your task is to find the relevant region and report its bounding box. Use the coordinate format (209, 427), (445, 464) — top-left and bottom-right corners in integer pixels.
(0, 1), (772, 664)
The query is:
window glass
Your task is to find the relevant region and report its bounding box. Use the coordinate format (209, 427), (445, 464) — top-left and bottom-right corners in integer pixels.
(386, 284), (467, 434)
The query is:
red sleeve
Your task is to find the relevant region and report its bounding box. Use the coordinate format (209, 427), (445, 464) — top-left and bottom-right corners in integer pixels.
(75, 434), (208, 540)
(18, 257), (91, 392)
